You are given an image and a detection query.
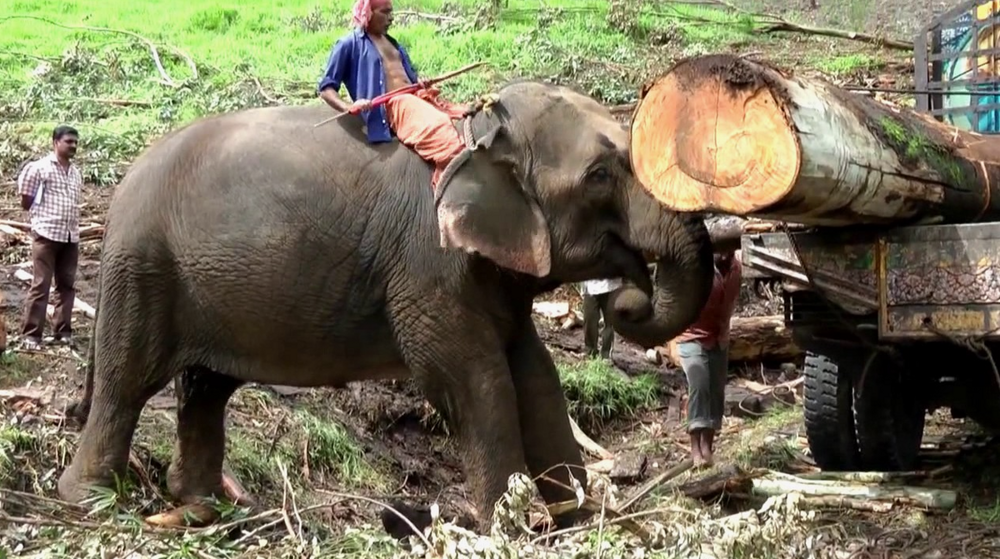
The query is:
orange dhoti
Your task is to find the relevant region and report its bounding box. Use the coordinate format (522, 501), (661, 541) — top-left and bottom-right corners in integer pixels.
(384, 88), (469, 190)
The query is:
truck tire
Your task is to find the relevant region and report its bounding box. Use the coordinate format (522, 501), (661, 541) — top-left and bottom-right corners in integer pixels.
(803, 351), (861, 470)
(852, 351), (925, 471)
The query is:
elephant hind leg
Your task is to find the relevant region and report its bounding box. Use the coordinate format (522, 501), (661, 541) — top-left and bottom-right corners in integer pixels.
(58, 257), (181, 505)
(57, 336), (178, 504)
(166, 366), (245, 505)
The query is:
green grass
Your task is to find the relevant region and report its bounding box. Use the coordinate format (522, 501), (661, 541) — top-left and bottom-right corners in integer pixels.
(726, 404), (803, 470)
(814, 52), (881, 75)
(558, 357), (660, 431)
(0, 0), (761, 184)
(0, 352), (45, 388)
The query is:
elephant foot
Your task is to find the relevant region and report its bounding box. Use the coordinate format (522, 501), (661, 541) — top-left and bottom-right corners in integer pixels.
(57, 465), (112, 504)
(167, 464), (254, 508)
(550, 504), (594, 531)
(380, 499), (433, 540)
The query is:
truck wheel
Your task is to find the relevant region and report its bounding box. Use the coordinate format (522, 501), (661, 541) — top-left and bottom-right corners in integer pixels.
(852, 351), (925, 471)
(803, 351), (861, 470)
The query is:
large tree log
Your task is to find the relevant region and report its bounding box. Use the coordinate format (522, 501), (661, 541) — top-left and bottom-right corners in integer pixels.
(661, 315), (801, 365)
(630, 53), (1000, 227)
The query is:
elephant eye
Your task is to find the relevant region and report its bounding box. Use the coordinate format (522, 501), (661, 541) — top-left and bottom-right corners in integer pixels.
(588, 166), (611, 183)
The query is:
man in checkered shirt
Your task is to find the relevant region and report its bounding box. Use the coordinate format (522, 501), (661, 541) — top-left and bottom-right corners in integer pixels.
(16, 125), (83, 350)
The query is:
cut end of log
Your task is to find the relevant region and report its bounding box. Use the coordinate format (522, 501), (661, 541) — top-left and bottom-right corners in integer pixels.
(630, 54), (801, 214)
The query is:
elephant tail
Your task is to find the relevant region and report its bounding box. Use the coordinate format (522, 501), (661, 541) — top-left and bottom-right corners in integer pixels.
(66, 239), (103, 426)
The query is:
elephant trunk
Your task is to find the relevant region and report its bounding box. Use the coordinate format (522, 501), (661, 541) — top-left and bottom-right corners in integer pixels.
(606, 188), (715, 349)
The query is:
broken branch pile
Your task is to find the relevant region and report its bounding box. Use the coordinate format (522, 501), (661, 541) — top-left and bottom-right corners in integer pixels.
(630, 53), (1000, 227)
(0, 220), (104, 242)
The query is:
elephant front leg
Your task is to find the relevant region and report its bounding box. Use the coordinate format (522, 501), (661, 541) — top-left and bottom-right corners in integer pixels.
(507, 321), (590, 529)
(397, 332), (529, 535)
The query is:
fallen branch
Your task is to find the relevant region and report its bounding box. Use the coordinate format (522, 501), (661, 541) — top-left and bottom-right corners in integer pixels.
(758, 21), (914, 51)
(394, 9), (462, 24)
(0, 15), (199, 87)
(0, 224), (27, 239)
(13, 268), (97, 319)
(541, 487), (651, 544)
(751, 470), (957, 510)
(702, 0), (913, 51)
(619, 458), (693, 512)
(0, 220), (104, 241)
(0, 219), (29, 231)
(75, 97), (154, 107)
(677, 463), (756, 500)
(796, 470), (932, 483)
(568, 413), (613, 460)
(797, 495), (895, 512)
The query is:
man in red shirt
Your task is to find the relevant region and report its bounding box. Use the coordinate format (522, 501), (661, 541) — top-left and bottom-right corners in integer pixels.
(675, 250), (742, 467)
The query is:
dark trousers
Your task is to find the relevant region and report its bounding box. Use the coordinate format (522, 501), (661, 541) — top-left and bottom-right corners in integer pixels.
(582, 292), (615, 359)
(21, 232), (79, 340)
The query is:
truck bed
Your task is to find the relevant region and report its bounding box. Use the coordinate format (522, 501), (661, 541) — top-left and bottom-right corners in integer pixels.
(740, 222), (1000, 341)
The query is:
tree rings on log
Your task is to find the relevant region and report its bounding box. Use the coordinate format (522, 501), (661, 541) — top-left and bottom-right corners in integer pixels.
(630, 54), (800, 215)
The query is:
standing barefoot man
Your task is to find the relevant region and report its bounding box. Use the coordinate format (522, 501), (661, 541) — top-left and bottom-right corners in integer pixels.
(676, 250), (742, 468)
(317, 0), (469, 190)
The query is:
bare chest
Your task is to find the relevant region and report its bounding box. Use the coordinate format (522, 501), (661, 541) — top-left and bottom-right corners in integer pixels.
(372, 37), (402, 65)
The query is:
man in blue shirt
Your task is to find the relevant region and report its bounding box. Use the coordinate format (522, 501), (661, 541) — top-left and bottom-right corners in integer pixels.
(318, 0), (468, 189)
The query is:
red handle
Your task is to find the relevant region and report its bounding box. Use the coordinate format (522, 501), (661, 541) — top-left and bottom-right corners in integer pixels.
(349, 83), (422, 115)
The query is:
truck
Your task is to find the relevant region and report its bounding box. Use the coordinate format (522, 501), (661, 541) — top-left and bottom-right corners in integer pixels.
(738, 0), (1000, 472)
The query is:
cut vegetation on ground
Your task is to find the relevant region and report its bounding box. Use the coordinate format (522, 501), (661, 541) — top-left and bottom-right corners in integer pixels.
(3, 0), (1000, 557)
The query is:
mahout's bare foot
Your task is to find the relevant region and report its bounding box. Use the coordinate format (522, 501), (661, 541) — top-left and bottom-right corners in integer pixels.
(690, 430), (706, 468)
(700, 429), (716, 467)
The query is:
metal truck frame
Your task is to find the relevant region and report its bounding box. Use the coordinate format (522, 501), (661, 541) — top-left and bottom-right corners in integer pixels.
(740, 1), (1000, 471)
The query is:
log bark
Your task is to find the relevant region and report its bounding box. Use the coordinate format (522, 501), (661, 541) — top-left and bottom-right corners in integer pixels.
(631, 53), (1000, 227)
(662, 315), (801, 365)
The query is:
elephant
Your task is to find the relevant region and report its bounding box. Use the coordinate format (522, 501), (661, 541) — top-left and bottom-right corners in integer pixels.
(57, 79), (716, 534)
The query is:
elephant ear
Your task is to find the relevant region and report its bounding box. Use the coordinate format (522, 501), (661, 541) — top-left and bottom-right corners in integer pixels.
(434, 124), (552, 277)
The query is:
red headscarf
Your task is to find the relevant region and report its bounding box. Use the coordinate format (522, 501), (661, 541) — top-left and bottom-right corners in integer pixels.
(352, 0), (392, 30)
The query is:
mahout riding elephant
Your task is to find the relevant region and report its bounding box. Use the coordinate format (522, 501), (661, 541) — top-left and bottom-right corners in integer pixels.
(58, 79), (715, 533)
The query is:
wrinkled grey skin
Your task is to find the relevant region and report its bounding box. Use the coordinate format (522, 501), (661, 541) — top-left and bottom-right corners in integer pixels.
(58, 80), (715, 532)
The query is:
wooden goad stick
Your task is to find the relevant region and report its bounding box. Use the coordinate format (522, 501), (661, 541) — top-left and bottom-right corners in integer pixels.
(313, 62), (487, 128)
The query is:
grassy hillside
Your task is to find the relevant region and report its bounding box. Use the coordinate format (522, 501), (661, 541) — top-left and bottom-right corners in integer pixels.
(0, 0), (769, 184)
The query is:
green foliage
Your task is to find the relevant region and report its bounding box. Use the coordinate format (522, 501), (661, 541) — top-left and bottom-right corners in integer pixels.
(559, 358), (660, 430)
(221, 389), (390, 495)
(0, 0), (761, 186)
